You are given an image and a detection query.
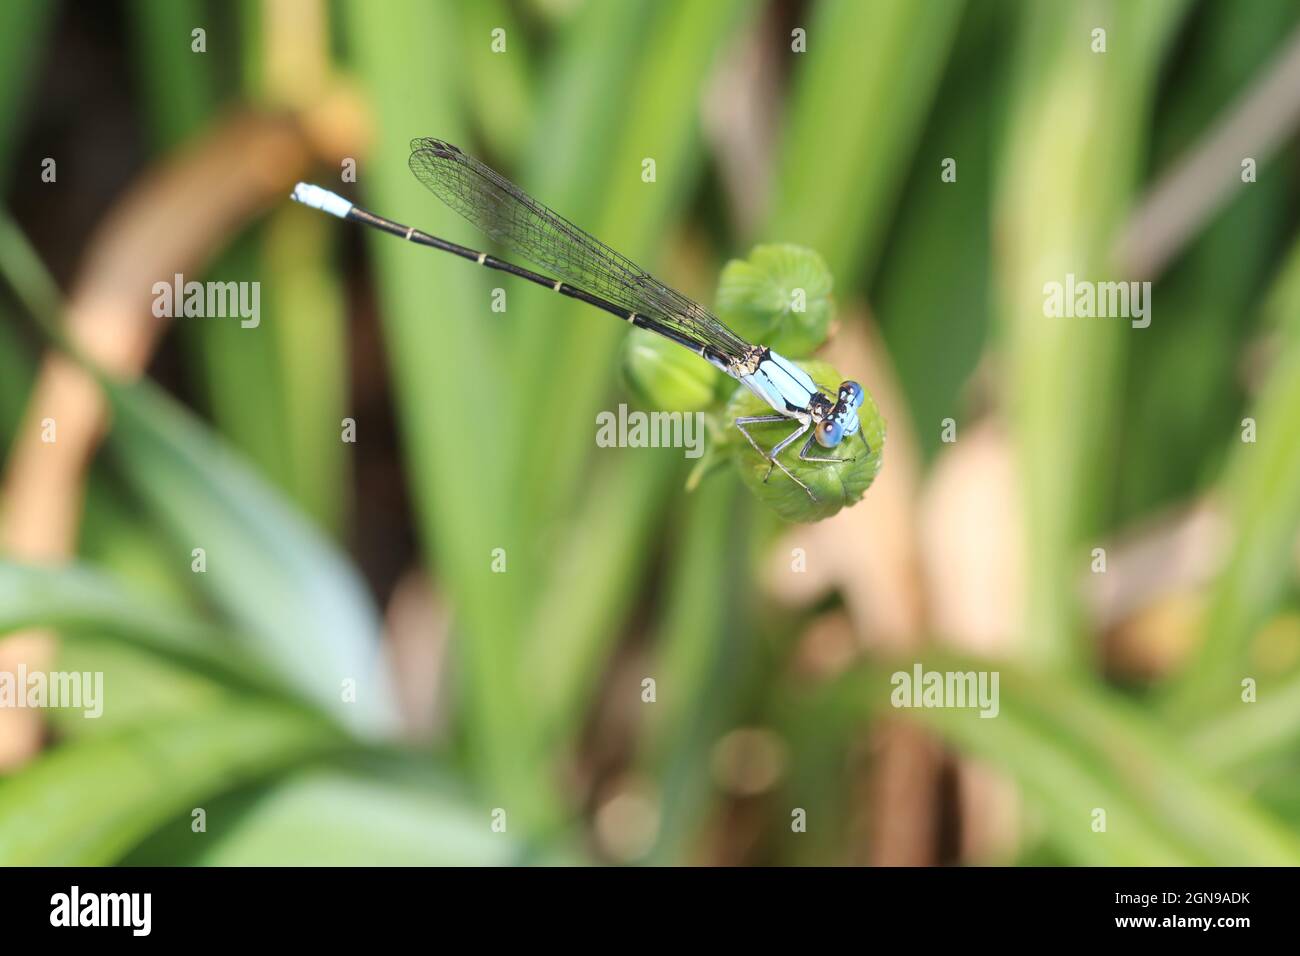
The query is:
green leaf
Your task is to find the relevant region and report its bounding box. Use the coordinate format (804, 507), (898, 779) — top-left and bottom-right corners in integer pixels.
(769, 0), (965, 290)
(0, 699), (339, 865)
(527, 453), (679, 747)
(102, 379), (396, 737)
(869, 2), (1005, 464)
(1169, 238), (1300, 713)
(723, 359), (884, 522)
(0, 308), (35, 449)
(716, 244), (833, 357)
(0, 559), (210, 648)
(133, 769), (537, 866)
(636, 477), (747, 864)
(1187, 667), (1300, 773)
(342, 0), (549, 822)
(993, 0), (1190, 670)
(832, 657), (1300, 865)
(0, 559), (319, 741)
(125, 0), (218, 148)
(0, 0), (56, 189)
(458, 0), (535, 161)
(50, 637), (229, 740)
(0, 559), (277, 696)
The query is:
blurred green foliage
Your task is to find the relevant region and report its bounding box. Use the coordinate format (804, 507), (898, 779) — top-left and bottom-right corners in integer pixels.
(1, 0), (1300, 866)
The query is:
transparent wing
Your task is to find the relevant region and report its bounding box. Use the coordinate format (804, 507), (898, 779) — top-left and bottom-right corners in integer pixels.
(408, 138), (753, 362)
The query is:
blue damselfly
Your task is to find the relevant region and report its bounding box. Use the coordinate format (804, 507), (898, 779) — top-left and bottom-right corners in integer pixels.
(292, 139), (868, 499)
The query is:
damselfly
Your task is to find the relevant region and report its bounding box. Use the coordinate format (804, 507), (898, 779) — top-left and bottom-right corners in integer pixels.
(291, 138), (868, 499)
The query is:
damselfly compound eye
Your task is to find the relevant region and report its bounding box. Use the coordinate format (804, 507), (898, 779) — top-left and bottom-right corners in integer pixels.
(838, 381), (864, 409)
(816, 419), (844, 448)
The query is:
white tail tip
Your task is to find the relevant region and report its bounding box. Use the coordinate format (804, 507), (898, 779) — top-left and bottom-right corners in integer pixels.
(291, 182), (353, 219)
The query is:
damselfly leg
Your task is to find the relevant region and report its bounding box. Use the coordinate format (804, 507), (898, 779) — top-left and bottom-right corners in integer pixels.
(735, 415), (816, 500)
(766, 421), (812, 480)
(797, 432), (859, 465)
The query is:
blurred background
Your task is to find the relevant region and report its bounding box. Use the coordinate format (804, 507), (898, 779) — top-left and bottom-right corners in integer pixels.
(2, 0), (1300, 866)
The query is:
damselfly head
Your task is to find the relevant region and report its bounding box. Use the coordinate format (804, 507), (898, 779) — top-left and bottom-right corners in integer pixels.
(836, 381), (865, 412)
(829, 380), (865, 437)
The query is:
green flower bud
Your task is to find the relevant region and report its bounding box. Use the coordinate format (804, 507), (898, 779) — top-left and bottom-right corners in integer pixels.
(622, 327), (721, 412)
(716, 245), (833, 358)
